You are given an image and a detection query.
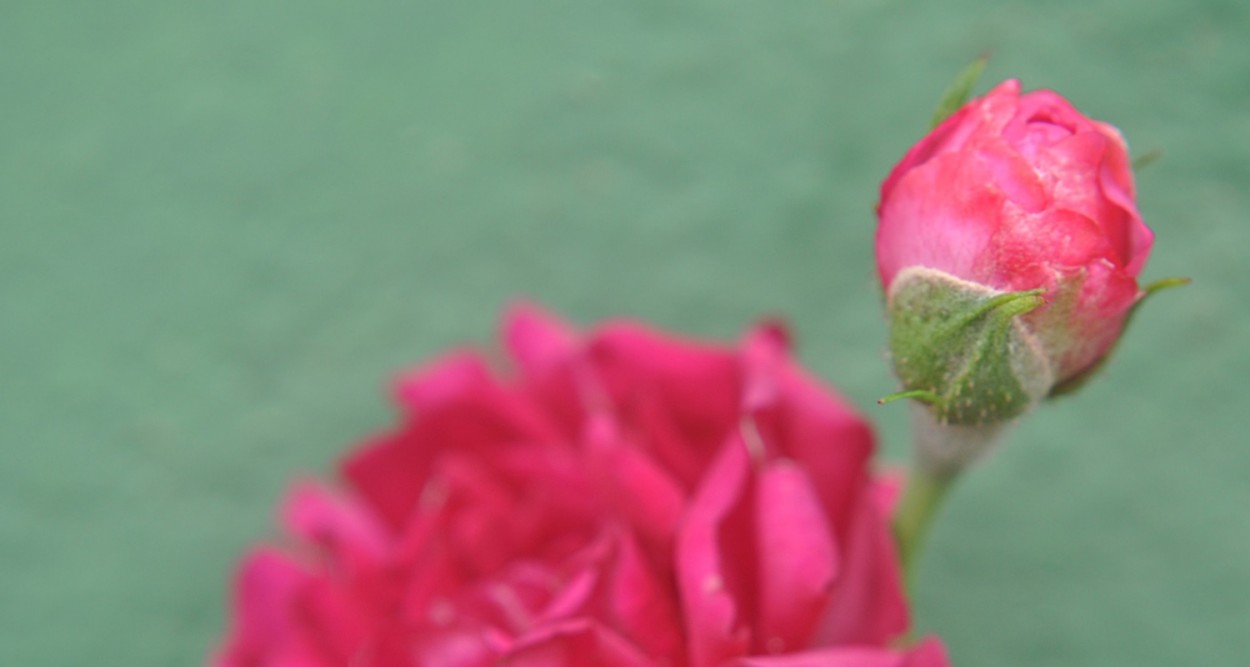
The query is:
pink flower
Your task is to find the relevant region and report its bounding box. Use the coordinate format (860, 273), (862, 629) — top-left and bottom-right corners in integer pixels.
(213, 305), (948, 667)
(876, 79), (1154, 384)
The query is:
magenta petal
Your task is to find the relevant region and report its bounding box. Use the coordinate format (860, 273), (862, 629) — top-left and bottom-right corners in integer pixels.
(739, 322), (791, 414)
(410, 627), (501, 667)
(900, 636), (952, 667)
(755, 460), (838, 653)
(340, 427), (435, 533)
(584, 414), (687, 546)
(392, 352), (493, 413)
(876, 149), (1004, 289)
(1091, 121), (1153, 275)
(212, 548), (309, 667)
(529, 569), (602, 634)
(294, 576), (373, 663)
(869, 469), (904, 519)
(505, 620), (654, 667)
(345, 356), (564, 532)
(676, 440), (754, 667)
(282, 481), (388, 566)
(742, 325), (874, 538)
(812, 486), (909, 646)
(604, 531), (685, 661)
(590, 322), (742, 457)
(731, 651), (899, 667)
(504, 301), (580, 376)
(729, 637), (949, 667)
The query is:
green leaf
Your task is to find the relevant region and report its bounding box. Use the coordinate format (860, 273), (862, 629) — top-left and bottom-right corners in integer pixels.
(878, 388), (941, 406)
(930, 54), (989, 129)
(1132, 148), (1163, 171)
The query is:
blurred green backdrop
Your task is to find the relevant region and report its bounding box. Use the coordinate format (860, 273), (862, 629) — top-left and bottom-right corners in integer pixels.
(2, 1), (1247, 664)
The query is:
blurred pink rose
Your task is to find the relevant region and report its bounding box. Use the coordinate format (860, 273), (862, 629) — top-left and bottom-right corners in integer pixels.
(876, 79), (1154, 384)
(213, 305), (947, 667)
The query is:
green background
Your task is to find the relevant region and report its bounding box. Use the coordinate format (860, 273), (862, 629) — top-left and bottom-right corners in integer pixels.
(3, 1), (1246, 664)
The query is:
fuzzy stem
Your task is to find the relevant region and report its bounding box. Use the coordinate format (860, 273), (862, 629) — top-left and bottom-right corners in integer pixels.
(893, 405), (1008, 600)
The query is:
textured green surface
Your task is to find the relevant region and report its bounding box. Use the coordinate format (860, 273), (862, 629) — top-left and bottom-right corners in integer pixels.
(2, 1), (1247, 664)
(887, 270), (1049, 426)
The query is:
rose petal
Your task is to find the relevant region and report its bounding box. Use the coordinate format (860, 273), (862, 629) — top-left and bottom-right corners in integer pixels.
(213, 548), (309, 666)
(676, 439), (755, 667)
(876, 148), (1004, 290)
(585, 414), (687, 547)
(590, 323), (742, 476)
(504, 301), (580, 376)
(282, 481), (388, 567)
(812, 487), (909, 646)
(345, 353), (562, 531)
(754, 460), (838, 653)
(743, 326), (874, 539)
(604, 531), (685, 661)
(505, 619), (654, 667)
(729, 635), (949, 667)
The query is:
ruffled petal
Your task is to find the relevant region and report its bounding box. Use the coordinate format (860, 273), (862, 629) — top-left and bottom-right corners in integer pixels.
(676, 439), (755, 667)
(754, 460), (838, 653)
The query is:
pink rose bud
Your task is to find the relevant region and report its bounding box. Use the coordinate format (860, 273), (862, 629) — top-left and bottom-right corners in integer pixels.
(876, 79), (1155, 431)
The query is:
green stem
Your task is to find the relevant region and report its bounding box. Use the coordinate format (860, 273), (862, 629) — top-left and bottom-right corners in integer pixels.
(893, 465), (957, 593)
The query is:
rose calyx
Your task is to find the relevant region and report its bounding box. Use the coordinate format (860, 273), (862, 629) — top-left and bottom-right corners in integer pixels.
(883, 266), (1054, 427)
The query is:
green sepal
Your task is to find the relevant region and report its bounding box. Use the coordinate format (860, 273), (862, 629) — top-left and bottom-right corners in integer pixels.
(1048, 276), (1190, 397)
(1132, 148), (1163, 171)
(885, 267), (1052, 426)
(930, 54), (989, 129)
